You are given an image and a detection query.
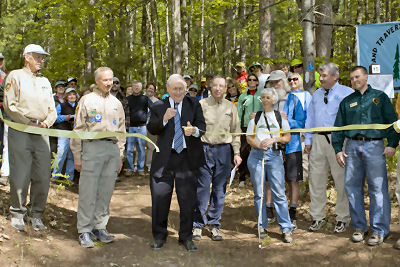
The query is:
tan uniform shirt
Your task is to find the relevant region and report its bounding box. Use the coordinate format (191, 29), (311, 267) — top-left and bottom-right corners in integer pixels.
(200, 96), (241, 155)
(70, 88), (126, 161)
(3, 67), (57, 127)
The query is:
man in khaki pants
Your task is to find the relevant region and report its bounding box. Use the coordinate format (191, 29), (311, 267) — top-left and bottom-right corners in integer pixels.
(71, 67), (126, 248)
(304, 63), (353, 233)
(3, 44), (57, 231)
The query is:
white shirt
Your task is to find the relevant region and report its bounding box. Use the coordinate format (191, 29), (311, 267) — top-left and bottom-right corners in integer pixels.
(257, 73), (270, 91)
(246, 111), (290, 144)
(163, 97), (200, 149)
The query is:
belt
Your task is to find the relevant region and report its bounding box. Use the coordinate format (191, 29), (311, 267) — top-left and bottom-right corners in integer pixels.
(89, 138), (117, 143)
(350, 136), (382, 141)
(204, 143), (229, 148)
(317, 132), (331, 144)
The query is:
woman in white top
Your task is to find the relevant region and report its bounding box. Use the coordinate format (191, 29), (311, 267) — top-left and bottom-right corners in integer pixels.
(246, 87), (293, 243)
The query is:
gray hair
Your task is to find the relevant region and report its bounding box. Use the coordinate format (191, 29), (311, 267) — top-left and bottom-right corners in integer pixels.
(260, 87), (279, 103)
(167, 74), (186, 88)
(318, 62), (339, 78)
(132, 80), (142, 88)
(94, 67), (113, 80)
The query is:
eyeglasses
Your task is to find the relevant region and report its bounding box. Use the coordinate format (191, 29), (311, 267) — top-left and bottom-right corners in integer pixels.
(113, 81), (120, 84)
(324, 90), (329, 104)
(188, 89), (197, 92)
(288, 77), (299, 82)
(248, 79), (258, 82)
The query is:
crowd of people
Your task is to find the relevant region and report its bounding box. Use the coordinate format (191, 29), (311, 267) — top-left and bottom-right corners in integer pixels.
(0, 44), (400, 253)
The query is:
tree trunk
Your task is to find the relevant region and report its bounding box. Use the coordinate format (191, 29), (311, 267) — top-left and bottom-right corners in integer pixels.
(222, 8), (233, 76)
(146, 2), (157, 82)
(301, 0), (316, 93)
(165, 0), (171, 78)
(85, 0), (96, 82)
(200, 0), (206, 73)
(259, 0), (274, 73)
(364, 0), (369, 23)
(171, 0), (182, 74)
(238, 0), (246, 62)
(141, 5), (148, 80)
(152, 0), (166, 89)
(374, 0), (381, 23)
(181, 0), (189, 71)
(353, 0), (363, 63)
(391, 0), (399, 22)
(315, 0), (332, 61)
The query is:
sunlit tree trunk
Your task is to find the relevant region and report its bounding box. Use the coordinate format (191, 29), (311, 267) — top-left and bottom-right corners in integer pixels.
(301, 0), (316, 93)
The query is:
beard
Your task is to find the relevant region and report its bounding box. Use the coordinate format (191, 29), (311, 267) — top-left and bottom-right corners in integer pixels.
(275, 88), (287, 100)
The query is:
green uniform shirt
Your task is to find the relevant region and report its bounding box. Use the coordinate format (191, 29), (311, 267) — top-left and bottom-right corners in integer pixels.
(332, 85), (399, 154)
(237, 89), (262, 130)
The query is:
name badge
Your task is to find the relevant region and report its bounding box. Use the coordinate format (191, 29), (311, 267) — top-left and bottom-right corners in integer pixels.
(350, 102), (358, 108)
(95, 113), (102, 122)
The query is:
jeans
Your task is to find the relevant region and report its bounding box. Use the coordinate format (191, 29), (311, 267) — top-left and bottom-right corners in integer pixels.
(247, 147), (292, 232)
(345, 139), (390, 236)
(193, 144), (231, 229)
(52, 137), (75, 180)
(127, 126), (147, 172)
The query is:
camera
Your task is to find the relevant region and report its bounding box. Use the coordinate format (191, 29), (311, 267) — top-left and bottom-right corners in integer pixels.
(272, 142), (286, 151)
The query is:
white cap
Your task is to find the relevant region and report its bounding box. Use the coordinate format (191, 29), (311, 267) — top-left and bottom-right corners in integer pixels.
(23, 44), (49, 56)
(0, 53), (4, 59)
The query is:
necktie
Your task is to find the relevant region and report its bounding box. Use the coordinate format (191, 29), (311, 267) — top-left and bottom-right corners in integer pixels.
(173, 103), (184, 153)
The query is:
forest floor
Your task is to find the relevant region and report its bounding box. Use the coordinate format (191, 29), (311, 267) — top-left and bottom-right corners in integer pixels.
(0, 172), (400, 267)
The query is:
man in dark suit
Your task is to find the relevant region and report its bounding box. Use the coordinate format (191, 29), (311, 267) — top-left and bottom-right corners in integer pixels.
(147, 74), (206, 252)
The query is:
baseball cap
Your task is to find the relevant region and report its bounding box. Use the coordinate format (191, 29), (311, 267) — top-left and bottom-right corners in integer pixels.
(55, 80), (66, 88)
(206, 73), (214, 78)
(113, 77), (120, 83)
(67, 77), (77, 83)
(290, 59), (302, 67)
(250, 62), (263, 70)
(267, 70), (286, 81)
(23, 44), (50, 56)
(65, 88), (76, 94)
(236, 62), (245, 68)
(188, 84), (198, 91)
(183, 75), (192, 80)
(201, 77), (207, 82)
(0, 53), (4, 59)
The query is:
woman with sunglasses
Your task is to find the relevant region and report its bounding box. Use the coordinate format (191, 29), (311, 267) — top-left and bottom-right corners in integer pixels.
(237, 74), (263, 188)
(225, 78), (241, 106)
(282, 73), (312, 230)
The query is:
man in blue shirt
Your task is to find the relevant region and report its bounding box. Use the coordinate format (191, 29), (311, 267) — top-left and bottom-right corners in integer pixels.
(304, 62), (353, 233)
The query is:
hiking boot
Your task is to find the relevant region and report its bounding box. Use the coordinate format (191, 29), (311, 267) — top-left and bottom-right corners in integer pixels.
(11, 217), (25, 231)
(124, 169), (134, 177)
(259, 228), (268, 239)
(79, 232), (95, 248)
(309, 219), (325, 232)
(394, 238), (400, 250)
(30, 217), (47, 231)
(367, 233), (384, 246)
(351, 230), (367, 243)
(333, 221), (347, 233)
(138, 171), (145, 177)
(291, 220), (297, 231)
(210, 226), (223, 241)
(92, 229), (115, 243)
(266, 207), (276, 223)
(282, 231), (293, 243)
(192, 228), (202, 241)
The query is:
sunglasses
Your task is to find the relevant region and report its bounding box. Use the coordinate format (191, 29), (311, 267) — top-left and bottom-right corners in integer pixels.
(248, 79), (258, 82)
(113, 81), (120, 84)
(288, 77), (299, 82)
(188, 89), (197, 92)
(324, 90), (329, 104)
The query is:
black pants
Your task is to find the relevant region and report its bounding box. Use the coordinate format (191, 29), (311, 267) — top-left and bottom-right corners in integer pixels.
(239, 134), (250, 182)
(150, 150), (198, 241)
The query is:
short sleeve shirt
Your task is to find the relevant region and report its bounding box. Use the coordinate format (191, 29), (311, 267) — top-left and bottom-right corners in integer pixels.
(247, 111), (290, 144)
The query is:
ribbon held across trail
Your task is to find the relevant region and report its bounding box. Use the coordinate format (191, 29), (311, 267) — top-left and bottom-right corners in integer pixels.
(0, 112), (160, 152)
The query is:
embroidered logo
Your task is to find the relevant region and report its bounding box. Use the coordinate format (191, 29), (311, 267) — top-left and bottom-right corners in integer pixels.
(373, 97), (379, 105)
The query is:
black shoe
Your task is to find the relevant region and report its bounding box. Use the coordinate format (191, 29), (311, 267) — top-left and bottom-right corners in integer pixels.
(179, 239), (198, 252)
(150, 239), (165, 250)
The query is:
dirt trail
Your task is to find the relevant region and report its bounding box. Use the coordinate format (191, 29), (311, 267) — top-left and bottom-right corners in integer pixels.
(0, 175), (400, 266)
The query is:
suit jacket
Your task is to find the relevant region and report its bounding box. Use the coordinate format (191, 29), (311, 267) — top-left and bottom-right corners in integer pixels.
(147, 96), (206, 178)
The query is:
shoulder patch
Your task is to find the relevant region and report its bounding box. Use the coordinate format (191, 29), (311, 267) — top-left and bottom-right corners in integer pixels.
(5, 83), (11, 92)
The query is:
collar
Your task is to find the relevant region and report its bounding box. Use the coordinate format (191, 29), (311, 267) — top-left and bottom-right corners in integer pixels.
(93, 88), (110, 97)
(322, 82), (340, 93)
(354, 84), (371, 96)
(23, 67), (43, 77)
(209, 95), (223, 104)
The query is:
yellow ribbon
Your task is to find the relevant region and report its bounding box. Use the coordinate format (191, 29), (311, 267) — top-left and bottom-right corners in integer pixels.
(185, 123), (395, 136)
(0, 113), (160, 152)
